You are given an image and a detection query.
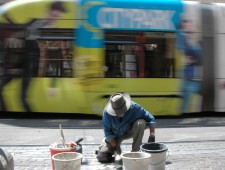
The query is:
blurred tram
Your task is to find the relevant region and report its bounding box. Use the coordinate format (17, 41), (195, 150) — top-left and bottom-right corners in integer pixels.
(0, 0), (225, 116)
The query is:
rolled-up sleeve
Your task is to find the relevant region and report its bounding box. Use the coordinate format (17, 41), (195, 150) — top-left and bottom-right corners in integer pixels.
(102, 111), (116, 142)
(144, 111), (156, 127)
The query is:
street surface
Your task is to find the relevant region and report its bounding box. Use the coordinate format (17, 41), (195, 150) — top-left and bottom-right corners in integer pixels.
(0, 116), (225, 169)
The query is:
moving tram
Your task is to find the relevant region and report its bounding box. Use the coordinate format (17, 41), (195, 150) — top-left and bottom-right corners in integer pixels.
(0, 0), (225, 116)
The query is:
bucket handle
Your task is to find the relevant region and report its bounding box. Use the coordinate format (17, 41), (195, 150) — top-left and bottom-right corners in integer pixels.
(149, 150), (169, 165)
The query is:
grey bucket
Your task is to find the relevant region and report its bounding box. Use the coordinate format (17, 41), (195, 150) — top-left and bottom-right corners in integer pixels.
(121, 152), (151, 170)
(140, 143), (168, 170)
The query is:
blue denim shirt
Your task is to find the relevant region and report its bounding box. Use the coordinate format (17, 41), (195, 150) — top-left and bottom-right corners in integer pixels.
(102, 101), (156, 142)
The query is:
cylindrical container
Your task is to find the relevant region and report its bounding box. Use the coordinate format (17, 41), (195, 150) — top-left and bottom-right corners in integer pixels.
(52, 152), (83, 170)
(140, 143), (168, 170)
(121, 152), (151, 170)
(49, 144), (76, 170)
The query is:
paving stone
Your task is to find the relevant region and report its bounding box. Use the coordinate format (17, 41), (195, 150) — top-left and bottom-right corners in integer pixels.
(1, 141), (225, 170)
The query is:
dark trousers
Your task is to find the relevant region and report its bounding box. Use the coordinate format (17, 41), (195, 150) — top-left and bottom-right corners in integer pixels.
(0, 76), (32, 112)
(100, 119), (146, 154)
(0, 77), (12, 111)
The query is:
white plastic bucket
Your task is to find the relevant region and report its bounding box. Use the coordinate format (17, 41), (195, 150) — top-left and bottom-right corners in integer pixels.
(52, 152), (83, 170)
(49, 143), (76, 170)
(121, 152), (151, 170)
(140, 143), (168, 170)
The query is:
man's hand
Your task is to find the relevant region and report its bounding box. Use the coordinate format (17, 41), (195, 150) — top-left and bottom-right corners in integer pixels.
(109, 139), (117, 148)
(148, 133), (155, 143)
(107, 139), (117, 153)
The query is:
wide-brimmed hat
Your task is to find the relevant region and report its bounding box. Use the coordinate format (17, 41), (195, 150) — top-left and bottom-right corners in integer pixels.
(105, 92), (131, 117)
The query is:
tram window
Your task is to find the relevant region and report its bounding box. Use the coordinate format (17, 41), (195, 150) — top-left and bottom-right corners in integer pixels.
(105, 31), (176, 78)
(4, 48), (24, 69)
(37, 28), (74, 77)
(37, 40), (73, 77)
(2, 28), (74, 78)
(2, 29), (26, 77)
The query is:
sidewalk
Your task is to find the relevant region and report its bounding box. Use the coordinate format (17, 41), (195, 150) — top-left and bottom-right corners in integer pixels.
(1, 117), (225, 169)
(1, 140), (225, 170)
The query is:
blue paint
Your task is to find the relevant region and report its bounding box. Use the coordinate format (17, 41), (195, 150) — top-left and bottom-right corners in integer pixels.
(76, 0), (183, 48)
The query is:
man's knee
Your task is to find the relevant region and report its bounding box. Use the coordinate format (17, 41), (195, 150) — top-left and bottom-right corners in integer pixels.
(133, 119), (146, 130)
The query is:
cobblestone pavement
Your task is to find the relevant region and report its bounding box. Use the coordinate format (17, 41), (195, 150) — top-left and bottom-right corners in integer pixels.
(1, 140), (225, 170)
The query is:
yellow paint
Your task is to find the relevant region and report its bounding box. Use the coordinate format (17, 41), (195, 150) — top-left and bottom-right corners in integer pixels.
(2, 76), (183, 116)
(0, 0), (77, 28)
(3, 78), (90, 113)
(74, 46), (104, 91)
(0, 0), (189, 116)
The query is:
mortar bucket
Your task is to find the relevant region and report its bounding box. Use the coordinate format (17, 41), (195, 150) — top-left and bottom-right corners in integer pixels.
(49, 144), (76, 170)
(140, 143), (168, 170)
(121, 152), (151, 170)
(52, 152), (83, 170)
